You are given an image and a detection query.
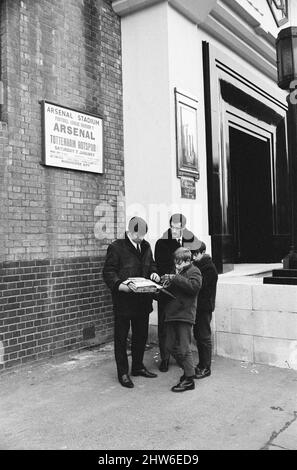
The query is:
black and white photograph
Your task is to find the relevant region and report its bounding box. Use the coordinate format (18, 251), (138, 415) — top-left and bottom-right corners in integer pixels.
(0, 0), (297, 460)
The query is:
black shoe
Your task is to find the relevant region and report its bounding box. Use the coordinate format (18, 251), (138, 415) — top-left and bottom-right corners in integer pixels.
(132, 367), (158, 378)
(194, 367), (211, 379)
(171, 378), (195, 393)
(119, 374), (134, 388)
(159, 359), (169, 372)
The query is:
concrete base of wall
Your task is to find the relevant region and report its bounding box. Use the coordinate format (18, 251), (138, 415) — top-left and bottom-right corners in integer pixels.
(214, 264), (297, 370)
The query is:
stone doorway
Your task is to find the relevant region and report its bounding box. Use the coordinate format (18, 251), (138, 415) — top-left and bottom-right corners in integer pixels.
(229, 126), (273, 263)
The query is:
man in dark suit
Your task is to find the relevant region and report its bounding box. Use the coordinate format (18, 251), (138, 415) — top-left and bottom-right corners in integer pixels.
(154, 213), (196, 372)
(103, 217), (160, 388)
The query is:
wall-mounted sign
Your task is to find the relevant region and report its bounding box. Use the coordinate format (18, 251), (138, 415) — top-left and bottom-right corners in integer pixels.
(41, 101), (103, 173)
(180, 176), (196, 199)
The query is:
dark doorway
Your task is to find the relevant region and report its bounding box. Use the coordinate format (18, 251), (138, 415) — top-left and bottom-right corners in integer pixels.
(229, 127), (273, 262)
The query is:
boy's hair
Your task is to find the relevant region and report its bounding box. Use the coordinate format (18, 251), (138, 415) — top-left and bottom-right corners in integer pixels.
(174, 247), (192, 263)
(191, 241), (206, 256)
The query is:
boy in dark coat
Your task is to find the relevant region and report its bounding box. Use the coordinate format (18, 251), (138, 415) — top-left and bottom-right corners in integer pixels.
(154, 213), (196, 372)
(162, 247), (202, 392)
(103, 217), (160, 389)
(192, 240), (218, 379)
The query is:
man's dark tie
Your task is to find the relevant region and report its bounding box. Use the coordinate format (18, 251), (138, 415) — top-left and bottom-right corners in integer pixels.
(136, 243), (141, 254)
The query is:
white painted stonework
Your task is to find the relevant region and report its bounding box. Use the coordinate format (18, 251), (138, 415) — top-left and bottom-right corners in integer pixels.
(215, 270), (297, 370)
(112, 0), (288, 251)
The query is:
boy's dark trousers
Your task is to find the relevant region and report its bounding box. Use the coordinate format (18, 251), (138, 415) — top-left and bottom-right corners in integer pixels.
(165, 321), (195, 377)
(193, 310), (212, 370)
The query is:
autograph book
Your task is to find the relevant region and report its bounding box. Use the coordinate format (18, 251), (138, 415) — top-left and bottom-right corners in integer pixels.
(122, 277), (175, 298)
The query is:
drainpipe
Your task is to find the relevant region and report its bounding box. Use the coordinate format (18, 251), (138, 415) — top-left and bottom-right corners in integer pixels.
(283, 92), (297, 268)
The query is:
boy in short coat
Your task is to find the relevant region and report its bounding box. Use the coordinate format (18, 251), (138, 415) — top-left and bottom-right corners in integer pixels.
(162, 247), (202, 392)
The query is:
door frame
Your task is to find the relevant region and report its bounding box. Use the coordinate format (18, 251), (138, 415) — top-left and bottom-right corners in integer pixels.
(227, 116), (275, 261)
(223, 103), (276, 238)
(202, 41), (289, 273)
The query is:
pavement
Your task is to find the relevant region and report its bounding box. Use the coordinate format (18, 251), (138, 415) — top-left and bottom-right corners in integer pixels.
(0, 341), (296, 451)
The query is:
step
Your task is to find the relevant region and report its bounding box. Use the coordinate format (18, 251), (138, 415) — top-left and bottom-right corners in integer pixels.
(263, 276), (297, 285)
(272, 269), (297, 277)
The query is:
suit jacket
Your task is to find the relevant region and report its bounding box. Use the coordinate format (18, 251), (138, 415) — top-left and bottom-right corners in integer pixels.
(164, 264), (202, 325)
(103, 233), (157, 317)
(154, 228), (196, 276)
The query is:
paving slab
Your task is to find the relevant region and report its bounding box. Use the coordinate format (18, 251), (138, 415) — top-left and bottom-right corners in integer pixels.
(0, 344), (296, 450)
(272, 418), (297, 450)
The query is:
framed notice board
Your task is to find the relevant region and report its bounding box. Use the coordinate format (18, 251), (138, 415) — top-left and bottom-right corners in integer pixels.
(41, 100), (103, 173)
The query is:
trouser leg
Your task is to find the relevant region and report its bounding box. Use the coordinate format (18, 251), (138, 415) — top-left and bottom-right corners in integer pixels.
(157, 300), (170, 361)
(114, 315), (131, 378)
(166, 322), (195, 377)
(131, 314), (149, 372)
(193, 310), (212, 370)
(165, 322), (179, 365)
(176, 322), (195, 377)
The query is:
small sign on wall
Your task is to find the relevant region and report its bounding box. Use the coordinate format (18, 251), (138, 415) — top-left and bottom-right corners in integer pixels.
(180, 176), (196, 199)
(41, 101), (103, 173)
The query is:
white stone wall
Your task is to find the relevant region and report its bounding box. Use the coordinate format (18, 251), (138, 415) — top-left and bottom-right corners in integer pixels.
(214, 280), (297, 370)
(120, 2), (211, 251)
(118, 0), (288, 253)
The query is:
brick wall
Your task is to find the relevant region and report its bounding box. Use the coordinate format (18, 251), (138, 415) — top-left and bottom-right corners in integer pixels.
(0, 257), (114, 371)
(0, 0), (124, 371)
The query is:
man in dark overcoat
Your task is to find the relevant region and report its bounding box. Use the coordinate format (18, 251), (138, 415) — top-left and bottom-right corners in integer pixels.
(154, 213), (196, 372)
(103, 216), (160, 388)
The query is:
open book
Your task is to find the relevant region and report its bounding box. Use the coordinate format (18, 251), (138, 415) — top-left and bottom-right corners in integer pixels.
(122, 277), (163, 293)
(122, 277), (176, 298)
